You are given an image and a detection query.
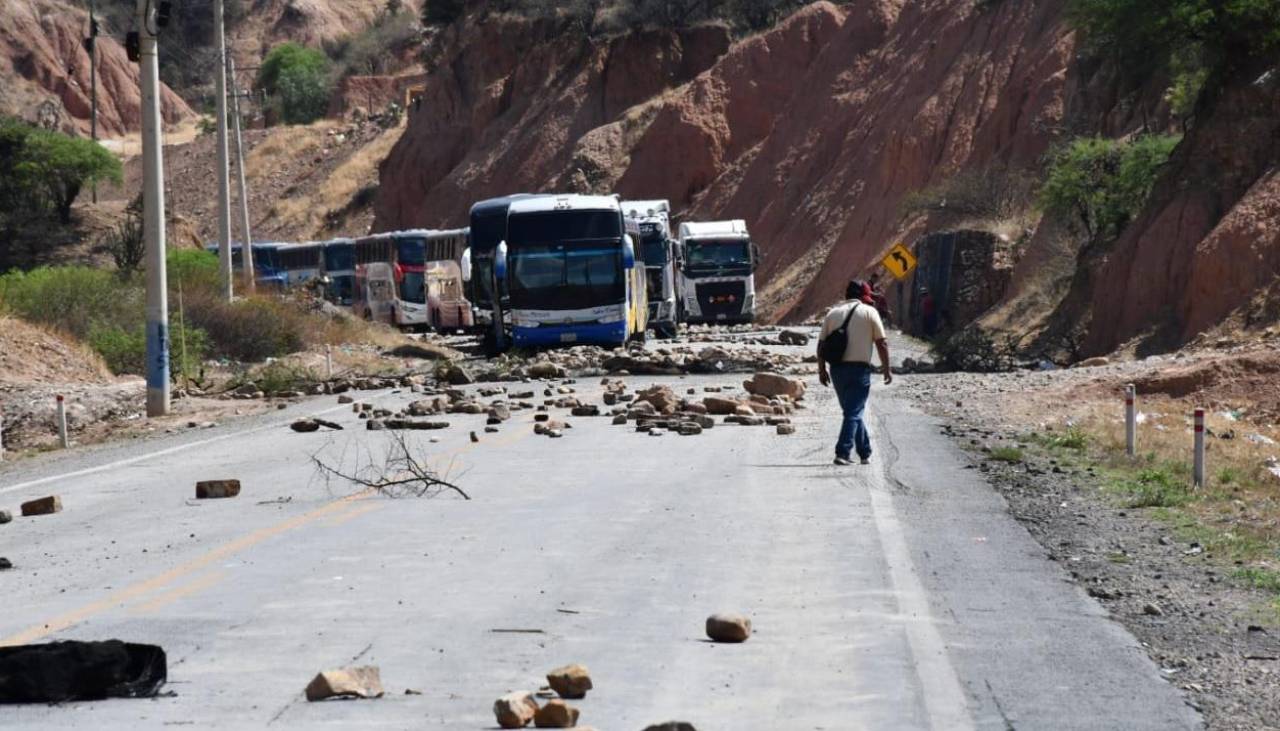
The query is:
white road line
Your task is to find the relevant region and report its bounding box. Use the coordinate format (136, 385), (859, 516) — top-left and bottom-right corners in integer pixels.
(860, 408), (975, 730)
(0, 397), (381, 497)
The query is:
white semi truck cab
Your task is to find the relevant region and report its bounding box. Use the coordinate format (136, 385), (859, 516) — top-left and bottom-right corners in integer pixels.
(677, 219), (759, 325)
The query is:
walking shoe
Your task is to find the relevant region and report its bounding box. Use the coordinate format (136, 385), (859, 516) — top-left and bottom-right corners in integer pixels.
(859, 457), (871, 465)
(833, 457), (854, 466)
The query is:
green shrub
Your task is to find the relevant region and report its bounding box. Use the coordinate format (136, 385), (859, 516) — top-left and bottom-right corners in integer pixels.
(1040, 135), (1180, 243)
(900, 163), (1038, 222)
(256, 43), (332, 125)
(328, 9), (420, 78)
(0, 266), (142, 339)
(87, 325), (147, 375)
(185, 291), (307, 362)
(167, 248), (222, 294)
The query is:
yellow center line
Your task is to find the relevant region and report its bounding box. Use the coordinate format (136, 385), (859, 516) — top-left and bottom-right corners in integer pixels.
(129, 570), (229, 616)
(320, 501), (385, 528)
(1, 424), (537, 647)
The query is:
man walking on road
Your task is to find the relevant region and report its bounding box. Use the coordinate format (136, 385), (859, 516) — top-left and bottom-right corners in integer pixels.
(817, 279), (892, 465)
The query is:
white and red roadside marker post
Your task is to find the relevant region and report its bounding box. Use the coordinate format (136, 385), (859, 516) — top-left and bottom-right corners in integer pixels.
(1193, 408), (1206, 488)
(326, 344), (333, 380)
(56, 394), (69, 449)
(1125, 384), (1137, 458)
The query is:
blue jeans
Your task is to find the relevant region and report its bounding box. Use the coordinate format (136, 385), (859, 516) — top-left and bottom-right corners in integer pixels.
(830, 363), (872, 460)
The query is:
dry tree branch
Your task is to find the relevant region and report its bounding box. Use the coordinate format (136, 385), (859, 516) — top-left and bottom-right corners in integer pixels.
(312, 430), (471, 500)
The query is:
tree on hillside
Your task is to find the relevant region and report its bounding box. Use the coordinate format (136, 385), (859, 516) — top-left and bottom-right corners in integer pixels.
(0, 116), (122, 225)
(1069, 0), (1280, 117)
(1039, 135), (1181, 244)
(256, 43), (333, 125)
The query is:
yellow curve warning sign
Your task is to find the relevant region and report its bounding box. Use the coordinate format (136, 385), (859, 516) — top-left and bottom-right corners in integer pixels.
(880, 243), (918, 280)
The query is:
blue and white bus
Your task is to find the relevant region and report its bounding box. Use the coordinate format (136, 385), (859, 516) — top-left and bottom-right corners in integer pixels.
(321, 238), (356, 305)
(274, 242), (324, 289)
(206, 242), (287, 290)
(498, 195), (648, 347)
(464, 194), (543, 328)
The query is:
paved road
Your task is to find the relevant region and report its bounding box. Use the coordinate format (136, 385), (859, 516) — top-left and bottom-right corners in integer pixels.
(0, 349), (1201, 729)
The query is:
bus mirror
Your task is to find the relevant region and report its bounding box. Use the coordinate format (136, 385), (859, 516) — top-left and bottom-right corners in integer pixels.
(622, 235), (636, 270)
(494, 241), (508, 280)
(751, 241), (761, 270)
(461, 247), (472, 282)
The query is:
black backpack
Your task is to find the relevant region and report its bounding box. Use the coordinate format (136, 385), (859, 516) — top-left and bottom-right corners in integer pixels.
(818, 302), (858, 364)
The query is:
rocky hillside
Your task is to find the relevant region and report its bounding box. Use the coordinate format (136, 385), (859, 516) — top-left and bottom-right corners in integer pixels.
(0, 0), (191, 136)
(373, 0), (1279, 356)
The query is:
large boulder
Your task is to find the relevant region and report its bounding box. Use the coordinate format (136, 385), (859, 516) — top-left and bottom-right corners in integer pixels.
(703, 396), (743, 415)
(546, 664), (593, 699)
(744, 373), (805, 400)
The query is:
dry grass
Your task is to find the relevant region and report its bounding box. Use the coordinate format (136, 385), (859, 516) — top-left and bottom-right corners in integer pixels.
(262, 121), (405, 239)
(1038, 395), (1280, 604)
(244, 122), (334, 176)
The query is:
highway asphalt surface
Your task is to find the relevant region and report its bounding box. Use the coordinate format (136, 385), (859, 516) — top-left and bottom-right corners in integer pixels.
(0, 341), (1201, 729)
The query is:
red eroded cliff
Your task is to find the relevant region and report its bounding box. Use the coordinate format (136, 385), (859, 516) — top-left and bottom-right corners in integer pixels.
(0, 0), (192, 137)
(374, 0), (1278, 347)
(1078, 71), (1280, 354)
(375, 0), (1073, 321)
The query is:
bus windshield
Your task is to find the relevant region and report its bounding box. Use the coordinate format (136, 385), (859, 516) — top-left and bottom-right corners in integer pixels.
(325, 244), (355, 272)
(401, 271), (427, 304)
(508, 210), (621, 244)
(509, 242), (624, 311)
(685, 238), (750, 267)
(469, 211), (506, 254)
(396, 237), (426, 267)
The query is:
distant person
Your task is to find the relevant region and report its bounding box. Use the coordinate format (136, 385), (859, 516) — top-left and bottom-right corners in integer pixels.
(817, 279), (892, 466)
(920, 288), (938, 336)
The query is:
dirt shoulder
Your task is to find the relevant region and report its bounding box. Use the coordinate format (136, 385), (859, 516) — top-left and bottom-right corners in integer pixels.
(903, 340), (1280, 730)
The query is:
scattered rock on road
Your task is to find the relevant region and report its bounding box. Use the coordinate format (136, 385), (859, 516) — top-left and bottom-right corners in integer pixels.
(0, 509), (11, 524)
(744, 372), (806, 400)
(546, 663), (592, 699)
(779, 330), (810, 346)
(706, 612), (752, 643)
(493, 690), (539, 728)
(383, 419), (450, 430)
(195, 480), (241, 499)
(304, 665), (384, 701)
(20, 496), (61, 516)
(291, 419), (321, 433)
(533, 698), (580, 727)
(0, 557), (11, 570)
(642, 723), (698, 731)
(777, 424), (796, 435)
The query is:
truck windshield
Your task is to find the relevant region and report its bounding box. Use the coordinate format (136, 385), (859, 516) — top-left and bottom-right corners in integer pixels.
(685, 239), (750, 267)
(509, 243), (624, 311)
(641, 232), (667, 265)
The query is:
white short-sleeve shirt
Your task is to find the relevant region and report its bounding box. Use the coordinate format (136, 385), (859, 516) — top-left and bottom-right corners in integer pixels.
(819, 300), (886, 364)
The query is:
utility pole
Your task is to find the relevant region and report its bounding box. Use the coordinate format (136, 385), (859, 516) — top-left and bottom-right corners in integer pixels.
(228, 56), (255, 292)
(88, 0), (98, 203)
(214, 0), (234, 302)
(138, 0), (169, 417)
